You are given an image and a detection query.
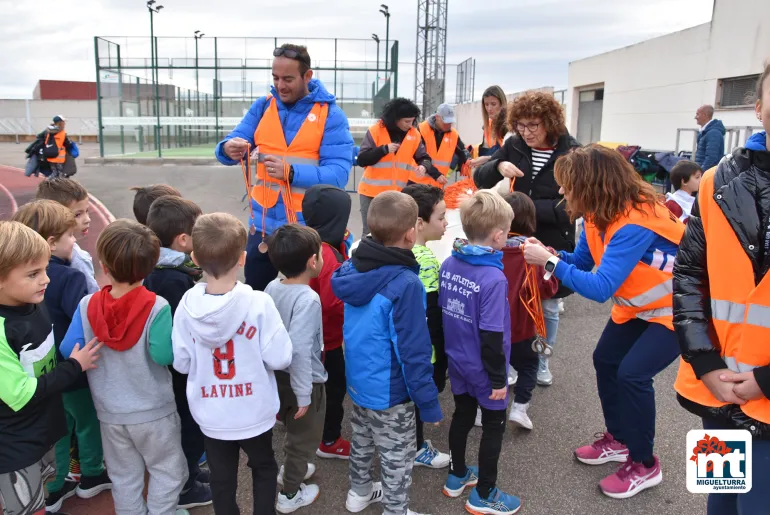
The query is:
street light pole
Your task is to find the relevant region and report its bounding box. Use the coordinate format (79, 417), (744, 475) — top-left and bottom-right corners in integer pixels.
(194, 30), (204, 145)
(147, 1), (164, 157)
(380, 5), (390, 76)
(371, 34), (380, 83)
(194, 31), (204, 96)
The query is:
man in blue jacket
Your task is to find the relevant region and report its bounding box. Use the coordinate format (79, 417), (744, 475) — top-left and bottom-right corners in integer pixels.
(694, 104), (725, 170)
(216, 44), (354, 290)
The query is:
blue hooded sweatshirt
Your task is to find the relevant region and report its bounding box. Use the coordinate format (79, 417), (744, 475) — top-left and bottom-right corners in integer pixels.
(694, 119), (726, 170)
(215, 79), (354, 235)
(331, 238), (442, 423)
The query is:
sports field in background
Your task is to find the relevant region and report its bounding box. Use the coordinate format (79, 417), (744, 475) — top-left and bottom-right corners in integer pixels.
(120, 144), (215, 158)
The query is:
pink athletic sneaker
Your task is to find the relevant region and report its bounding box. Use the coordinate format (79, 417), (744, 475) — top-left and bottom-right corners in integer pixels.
(599, 456), (662, 499)
(574, 432), (629, 465)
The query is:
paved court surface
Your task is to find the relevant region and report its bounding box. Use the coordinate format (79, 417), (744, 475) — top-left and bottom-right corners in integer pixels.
(0, 143), (707, 515)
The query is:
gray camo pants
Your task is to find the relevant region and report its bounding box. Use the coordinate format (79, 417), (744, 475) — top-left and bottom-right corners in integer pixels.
(349, 402), (416, 515)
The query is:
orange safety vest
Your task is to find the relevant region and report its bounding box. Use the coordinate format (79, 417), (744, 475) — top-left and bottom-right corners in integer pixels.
(46, 131), (67, 163)
(585, 202), (685, 330)
(483, 119), (502, 149)
(413, 121), (458, 188)
(251, 97), (328, 213)
(674, 168), (770, 423)
(358, 122), (420, 198)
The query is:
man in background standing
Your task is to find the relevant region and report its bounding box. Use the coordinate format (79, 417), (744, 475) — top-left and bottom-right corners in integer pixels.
(694, 104), (725, 170)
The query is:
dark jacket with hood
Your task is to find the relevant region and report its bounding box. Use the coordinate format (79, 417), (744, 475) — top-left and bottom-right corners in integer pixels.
(331, 238), (441, 422)
(144, 248), (203, 317)
(45, 256), (89, 391)
(694, 119), (726, 170)
(144, 247), (205, 433)
(674, 132), (770, 438)
(304, 185), (351, 352)
(475, 132), (580, 298)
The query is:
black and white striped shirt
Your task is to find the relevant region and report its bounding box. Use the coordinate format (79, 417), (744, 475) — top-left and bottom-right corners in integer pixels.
(531, 147), (555, 178)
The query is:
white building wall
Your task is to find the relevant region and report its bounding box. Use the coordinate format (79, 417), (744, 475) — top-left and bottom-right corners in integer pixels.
(0, 99), (98, 135)
(567, 0), (769, 151)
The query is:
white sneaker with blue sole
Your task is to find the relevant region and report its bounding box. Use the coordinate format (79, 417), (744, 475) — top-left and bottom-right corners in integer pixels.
(414, 440), (450, 469)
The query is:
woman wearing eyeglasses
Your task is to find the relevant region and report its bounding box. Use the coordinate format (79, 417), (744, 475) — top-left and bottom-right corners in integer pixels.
(475, 90), (580, 387)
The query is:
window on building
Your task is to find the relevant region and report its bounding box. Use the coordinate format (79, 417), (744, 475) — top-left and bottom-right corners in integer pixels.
(717, 75), (760, 108)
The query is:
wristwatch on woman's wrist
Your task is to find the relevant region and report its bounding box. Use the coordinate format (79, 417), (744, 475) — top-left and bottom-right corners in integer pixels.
(544, 255), (560, 280)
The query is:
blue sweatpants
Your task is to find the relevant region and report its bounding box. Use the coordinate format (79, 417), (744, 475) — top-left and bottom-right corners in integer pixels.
(593, 318), (680, 462)
(704, 418), (770, 515)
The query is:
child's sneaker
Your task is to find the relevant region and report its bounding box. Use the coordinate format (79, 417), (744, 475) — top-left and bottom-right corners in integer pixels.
(317, 437), (351, 459)
(75, 470), (112, 499)
(177, 481), (213, 509)
(507, 366), (517, 386)
(45, 480), (78, 512)
(537, 358), (553, 386)
(196, 467), (210, 484)
(66, 457), (81, 482)
(276, 483), (320, 513)
(574, 432), (629, 465)
(345, 481), (383, 513)
(442, 466), (479, 498)
(474, 407), (482, 427)
(599, 456), (662, 499)
(466, 487), (522, 514)
(415, 440), (450, 469)
(41, 462), (56, 483)
(507, 402), (532, 430)
(407, 510), (431, 515)
(277, 463), (316, 487)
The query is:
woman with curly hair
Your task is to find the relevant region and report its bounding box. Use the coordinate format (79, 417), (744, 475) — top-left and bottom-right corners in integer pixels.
(522, 144), (684, 499)
(357, 98), (433, 234)
(475, 90), (580, 387)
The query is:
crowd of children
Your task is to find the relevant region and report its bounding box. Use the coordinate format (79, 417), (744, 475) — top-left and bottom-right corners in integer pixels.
(0, 160), (707, 515)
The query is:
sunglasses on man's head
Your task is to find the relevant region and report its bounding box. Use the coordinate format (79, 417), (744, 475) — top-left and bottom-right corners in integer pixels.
(273, 48), (311, 68)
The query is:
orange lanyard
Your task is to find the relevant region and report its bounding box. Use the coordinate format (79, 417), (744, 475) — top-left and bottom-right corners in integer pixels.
(519, 262), (547, 340)
(240, 146), (298, 252)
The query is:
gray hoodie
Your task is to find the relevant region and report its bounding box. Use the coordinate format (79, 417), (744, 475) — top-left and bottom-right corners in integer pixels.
(265, 279), (327, 407)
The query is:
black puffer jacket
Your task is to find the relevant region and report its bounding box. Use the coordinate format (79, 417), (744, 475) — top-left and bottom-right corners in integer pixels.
(474, 132), (580, 298)
(673, 146), (770, 439)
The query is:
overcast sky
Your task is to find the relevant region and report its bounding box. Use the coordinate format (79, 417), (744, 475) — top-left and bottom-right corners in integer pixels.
(0, 0), (714, 100)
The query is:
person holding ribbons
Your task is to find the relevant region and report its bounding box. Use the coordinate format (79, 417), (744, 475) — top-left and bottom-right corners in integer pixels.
(216, 44), (353, 291)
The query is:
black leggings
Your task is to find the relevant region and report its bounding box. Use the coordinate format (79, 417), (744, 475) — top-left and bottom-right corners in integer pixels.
(509, 337), (539, 404)
(322, 347), (347, 443)
(448, 394), (506, 498)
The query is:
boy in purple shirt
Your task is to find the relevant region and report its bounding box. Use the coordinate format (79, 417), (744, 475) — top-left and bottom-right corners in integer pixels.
(439, 191), (521, 515)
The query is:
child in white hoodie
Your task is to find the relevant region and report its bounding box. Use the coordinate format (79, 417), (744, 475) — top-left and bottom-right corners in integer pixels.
(172, 213), (293, 515)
